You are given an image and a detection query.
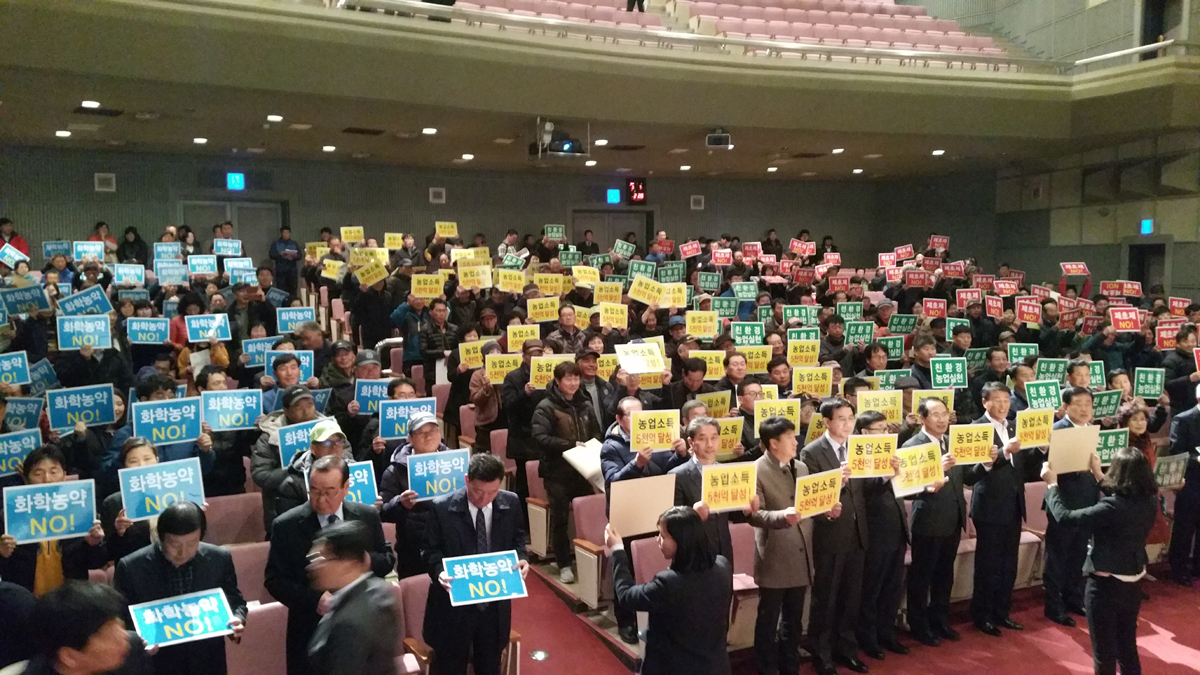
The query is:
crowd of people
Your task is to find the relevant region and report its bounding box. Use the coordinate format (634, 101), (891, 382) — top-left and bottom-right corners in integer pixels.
(0, 215), (1192, 675)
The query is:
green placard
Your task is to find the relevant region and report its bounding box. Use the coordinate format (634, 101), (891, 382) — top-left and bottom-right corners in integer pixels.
(1091, 389), (1123, 419)
(732, 322), (765, 347)
(607, 275), (629, 291)
(1088, 361), (1106, 389)
(876, 369), (909, 390)
(558, 250), (582, 267)
(588, 253), (612, 268)
(930, 357), (968, 388)
(965, 347), (988, 373)
(756, 305), (772, 322)
(1133, 367), (1164, 399)
(1025, 380), (1062, 410)
(1155, 454), (1188, 489)
(629, 260), (656, 279)
(783, 305), (815, 326)
(845, 321), (874, 347)
(686, 285), (694, 306)
(544, 224), (565, 240)
(945, 317), (970, 341)
(1096, 429), (1128, 466)
(501, 254), (525, 268)
(732, 282), (759, 301)
(657, 261), (686, 284)
(712, 297), (739, 318)
(836, 302), (863, 321)
(880, 336), (905, 360)
(1007, 343), (1038, 364)
(788, 328), (820, 342)
(613, 239), (636, 259)
(1035, 358), (1068, 383)
(887, 314), (918, 335)
(698, 272), (722, 292)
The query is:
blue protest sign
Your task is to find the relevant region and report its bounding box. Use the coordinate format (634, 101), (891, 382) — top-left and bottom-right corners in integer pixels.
(118, 289), (151, 303)
(127, 318), (170, 344)
(265, 287), (290, 308)
(163, 300), (179, 319)
(230, 270), (258, 286)
(132, 398), (202, 446)
(47, 384), (116, 432)
(378, 398), (437, 439)
(4, 397), (43, 432)
(2, 479), (97, 544)
(354, 379), (391, 415)
(313, 388), (331, 414)
(57, 316), (112, 350)
(213, 239), (243, 257)
(155, 261), (188, 286)
(56, 283), (72, 298)
(73, 241), (104, 261)
(188, 255), (218, 276)
(118, 457), (205, 521)
(266, 350), (313, 381)
(276, 307), (316, 334)
(128, 588), (235, 648)
(113, 264), (146, 286)
(444, 551), (528, 607)
(28, 358), (60, 396)
(0, 303), (7, 326)
(224, 257), (253, 271)
(346, 461), (378, 504)
(59, 285), (114, 316)
(0, 286), (50, 316)
(0, 244), (29, 268)
(201, 390), (262, 431)
(408, 449), (469, 502)
(184, 314), (232, 342)
(153, 242), (181, 261)
(241, 337), (276, 369)
(0, 429), (42, 477)
(0, 351), (31, 386)
(176, 383), (188, 399)
(42, 241), (71, 260)
(278, 419), (319, 466)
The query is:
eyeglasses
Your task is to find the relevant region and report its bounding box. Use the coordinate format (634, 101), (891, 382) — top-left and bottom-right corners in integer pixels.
(743, 391), (764, 399)
(308, 488), (342, 499)
(314, 438), (344, 448)
(305, 552), (326, 565)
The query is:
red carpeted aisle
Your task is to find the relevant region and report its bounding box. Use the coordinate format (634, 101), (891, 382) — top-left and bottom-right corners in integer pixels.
(510, 573), (629, 675)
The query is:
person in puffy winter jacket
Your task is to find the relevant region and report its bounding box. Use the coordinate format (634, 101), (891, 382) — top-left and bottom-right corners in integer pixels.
(378, 411), (450, 578)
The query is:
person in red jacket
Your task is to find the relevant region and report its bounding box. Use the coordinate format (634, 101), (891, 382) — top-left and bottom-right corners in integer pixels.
(0, 218), (29, 257)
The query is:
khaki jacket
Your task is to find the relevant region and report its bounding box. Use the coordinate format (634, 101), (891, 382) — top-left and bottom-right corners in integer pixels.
(747, 452), (814, 589)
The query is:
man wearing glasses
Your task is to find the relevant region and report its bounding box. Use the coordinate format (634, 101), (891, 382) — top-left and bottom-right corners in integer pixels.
(266, 454), (395, 675)
(271, 412), (358, 519)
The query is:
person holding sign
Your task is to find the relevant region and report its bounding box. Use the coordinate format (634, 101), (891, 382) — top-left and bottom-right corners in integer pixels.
(604, 506), (734, 675)
(1116, 403), (1171, 549)
(251, 385), (325, 530)
(195, 367), (262, 497)
(379, 411), (453, 579)
(1040, 449), (1158, 675)
(274, 418), (359, 522)
(419, 299), (458, 394)
(321, 345), (380, 461)
(1165, 382), (1200, 587)
(670, 417), (756, 570)
(113, 501), (247, 675)
(662, 357), (717, 413)
(99, 438), (160, 563)
(0, 447), (106, 595)
(500, 339), (546, 504)
(266, 455), (394, 675)
(421, 454), (529, 675)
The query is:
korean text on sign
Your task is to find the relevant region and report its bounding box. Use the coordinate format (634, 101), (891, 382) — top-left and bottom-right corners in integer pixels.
(445, 550), (528, 607)
(47, 384), (116, 432)
(794, 468), (842, 518)
(118, 457), (205, 521)
(201, 390), (262, 431)
(701, 463), (757, 513)
(891, 443), (942, 498)
(1016, 409), (1052, 448)
(57, 316), (112, 350)
(0, 429), (41, 477)
(754, 399), (800, 438)
(346, 461), (379, 504)
(848, 435), (896, 478)
(948, 423), (994, 465)
(408, 449), (469, 501)
(631, 410), (679, 451)
(354, 379), (392, 415)
(278, 419), (319, 466)
(3, 479), (96, 544)
(133, 398), (202, 446)
(184, 314), (232, 343)
(129, 588), (235, 648)
(378, 398), (438, 440)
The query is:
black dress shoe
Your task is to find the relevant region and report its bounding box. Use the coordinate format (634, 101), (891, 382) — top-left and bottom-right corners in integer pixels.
(999, 618), (1024, 631)
(834, 655), (869, 673)
(813, 660), (838, 675)
(933, 626), (961, 642)
(975, 622), (1002, 637)
(910, 631), (940, 647)
(862, 646), (885, 661)
(881, 640), (910, 655)
(1066, 604), (1087, 617)
(617, 625), (638, 645)
(1046, 613), (1076, 627)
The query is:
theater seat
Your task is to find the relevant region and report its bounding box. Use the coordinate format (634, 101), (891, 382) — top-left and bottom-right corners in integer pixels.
(526, 461), (550, 559)
(226, 602), (288, 675)
(399, 575), (520, 674)
(204, 493), (266, 545)
(571, 493), (609, 608)
(228, 542), (273, 604)
(630, 536), (669, 583)
(411, 365), (426, 396)
(432, 384), (450, 420)
(490, 429), (517, 486)
(382, 521), (396, 548)
(1023, 481), (1049, 581)
(243, 456), (258, 493)
(727, 523), (759, 649)
(458, 404), (476, 448)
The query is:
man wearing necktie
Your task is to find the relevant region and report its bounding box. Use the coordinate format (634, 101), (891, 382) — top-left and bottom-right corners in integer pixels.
(422, 454), (530, 675)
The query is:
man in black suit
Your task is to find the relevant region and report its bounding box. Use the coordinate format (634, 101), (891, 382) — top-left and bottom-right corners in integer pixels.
(1167, 382), (1200, 586)
(114, 501), (247, 675)
(799, 398), (867, 675)
(966, 382), (1028, 636)
(421, 453), (530, 675)
(265, 455), (395, 675)
(306, 520), (399, 675)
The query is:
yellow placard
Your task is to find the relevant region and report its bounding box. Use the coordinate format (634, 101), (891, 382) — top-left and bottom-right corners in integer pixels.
(804, 412), (827, 445)
(340, 226), (364, 243)
(597, 355), (619, 381)
(412, 274), (443, 298)
(716, 417), (744, 461)
(313, 246), (331, 260)
(350, 247), (388, 268)
(754, 399), (801, 438)
(701, 463), (757, 513)
(639, 374), (663, 391)
(470, 246), (490, 260)
(527, 296), (560, 323)
(534, 274), (563, 297)
(384, 233), (404, 250)
(794, 467), (842, 519)
(628, 276), (664, 305)
(742, 346), (770, 375)
(1016, 408), (1053, 448)
(439, 268), (455, 283)
(687, 311), (719, 339)
(862, 376), (881, 390)
(356, 260), (388, 288)
(910, 389), (954, 414)
(788, 340), (820, 367)
(321, 259), (344, 280)
(496, 269), (525, 294)
(631, 410), (680, 451)
(573, 266), (600, 286)
(450, 247), (475, 264)
(697, 391), (731, 419)
(506, 325), (540, 354)
(599, 303), (627, 329)
(848, 434), (897, 478)
(595, 282), (623, 305)
(893, 442), (943, 497)
(574, 306), (593, 323)
(531, 355), (574, 389)
(949, 423), (994, 465)
(645, 335), (667, 359)
(661, 283), (687, 309)
(456, 256), (490, 269)
(761, 384), (779, 400)
(436, 221), (458, 238)
(305, 241), (324, 257)
(458, 264), (493, 290)
(614, 342), (665, 375)
(857, 390), (902, 424)
(692, 350), (726, 381)
(485, 354), (521, 384)
(792, 367), (833, 398)
(459, 340), (485, 370)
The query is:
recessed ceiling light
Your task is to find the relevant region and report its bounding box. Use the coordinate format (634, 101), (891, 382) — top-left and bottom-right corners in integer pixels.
(55, 130), (71, 138)
(461, 153), (474, 160)
(594, 139), (608, 146)
(133, 112), (161, 121)
(421, 128), (437, 135)
(351, 152), (371, 159)
(852, 168), (864, 174)
(680, 165), (691, 171)
(668, 148), (688, 155)
(288, 123), (312, 131)
(493, 138), (514, 145)
(585, 160), (597, 167)
(322, 145), (336, 152)
(266, 114), (283, 123)
(767, 167), (778, 173)
(864, 153), (882, 159)
(616, 167), (631, 173)
(801, 171), (817, 177)
(81, 100), (100, 109)
(193, 137), (207, 144)
(832, 148), (845, 154)
(105, 139), (125, 146)
(246, 147), (266, 154)
(932, 149), (946, 156)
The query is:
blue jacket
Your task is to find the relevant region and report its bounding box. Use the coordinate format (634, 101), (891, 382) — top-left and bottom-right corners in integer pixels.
(101, 421), (214, 484)
(718, 288), (755, 321)
(269, 238), (301, 278)
(599, 422), (686, 512)
(389, 303), (430, 363)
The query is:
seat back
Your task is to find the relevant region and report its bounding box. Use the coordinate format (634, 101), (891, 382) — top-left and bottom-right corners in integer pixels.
(526, 461), (546, 500)
(226, 602), (288, 675)
(331, 298), (345, 321)
(228, 542), (273, 604)
(630, 537), (670, 584)
(572, 493), (608, 548)
(243, 456), (257, 493)
(491, 429), (509, 460)
(389, 347), (406, 375)
(1025, 482), (1048, 533)
(382, 522), (397, 547)
(459, 405), (477, 438)
(387, 582), (408, 652)
(411, 365), (426, 396)
(729, 522), (755, 577)
(399, 575), (430, 641)
(433, 383), (451, 416)
(203, 493), (266, 545)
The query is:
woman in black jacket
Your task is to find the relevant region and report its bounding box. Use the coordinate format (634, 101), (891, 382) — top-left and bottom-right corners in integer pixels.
(1041, 447), (1158, 675)
(117, 226), (149, 266)
(100, 437), (159, 564)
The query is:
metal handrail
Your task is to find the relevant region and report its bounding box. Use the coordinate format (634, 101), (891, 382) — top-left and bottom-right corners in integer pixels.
(1073, 39), (1175, 67)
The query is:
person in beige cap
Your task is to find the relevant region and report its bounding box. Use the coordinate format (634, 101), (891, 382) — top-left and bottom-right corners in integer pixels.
(273, 417), (356, 519)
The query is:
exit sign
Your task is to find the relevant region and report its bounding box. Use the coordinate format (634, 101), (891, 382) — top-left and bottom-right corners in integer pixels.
(226, 172), (246, 191)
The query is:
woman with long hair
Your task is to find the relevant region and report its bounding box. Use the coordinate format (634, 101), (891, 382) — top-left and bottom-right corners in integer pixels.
(1041, 448), (1158, 675)
(605, 506), (733, 675)
(1116, 401), (1171, 548)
